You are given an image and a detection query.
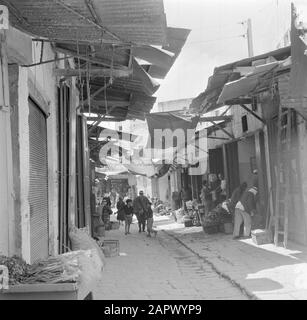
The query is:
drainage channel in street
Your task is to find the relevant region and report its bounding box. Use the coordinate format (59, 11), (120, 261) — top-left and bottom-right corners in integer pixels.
(159, 230), (257, 300)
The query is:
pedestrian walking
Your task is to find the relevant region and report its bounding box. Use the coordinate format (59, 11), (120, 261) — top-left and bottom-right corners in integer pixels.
(233, 182), (258, 239)
(133, 190), (150, 233)
(200, 180), (212, 216)
(116, 197), (125, 226)
(146, 202), (157, 238)
(98, 197), (113, 229)
(124, 199), (134, 235)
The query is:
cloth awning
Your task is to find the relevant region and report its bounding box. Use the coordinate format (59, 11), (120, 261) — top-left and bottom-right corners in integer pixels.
(217, 61), (279, 104)
(190, 46), (291, 114)
(145, 111), (199, 149)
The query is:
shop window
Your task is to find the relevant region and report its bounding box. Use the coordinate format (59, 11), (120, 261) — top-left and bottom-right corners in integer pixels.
(242, 115), (248, 132)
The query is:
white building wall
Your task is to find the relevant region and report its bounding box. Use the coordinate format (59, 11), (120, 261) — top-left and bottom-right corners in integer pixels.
(16, 41), (61, 261)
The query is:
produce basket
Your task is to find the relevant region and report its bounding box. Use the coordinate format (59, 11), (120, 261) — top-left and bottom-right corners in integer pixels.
(100, 240), (120, 257)
(184, 219), (193, 228)
(203, 225), (219, 234)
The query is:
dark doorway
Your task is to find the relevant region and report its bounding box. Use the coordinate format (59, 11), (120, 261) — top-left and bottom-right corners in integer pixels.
(209, 147), (224, 176)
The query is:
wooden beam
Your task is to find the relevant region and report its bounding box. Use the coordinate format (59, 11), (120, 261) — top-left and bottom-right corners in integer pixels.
(85, 0), (103, 25)
(240, 104), (266, 124)
(88, 105), (117, 135)
(225, 98), (252, 105)
(207, 136), (230, 140)
(33, 38), (126, 46)
(54, 47), (112, 67)
(86, 117), (124, 122)
(199, 115), (232, 122)
(89, 100), (130, 107)
(54, 68), (132, 78)
(80, 80), (112, 108)
(209, 120), (234, 139)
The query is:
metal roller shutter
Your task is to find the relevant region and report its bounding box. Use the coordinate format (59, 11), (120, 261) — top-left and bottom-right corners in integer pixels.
(28, 98), (49, 263)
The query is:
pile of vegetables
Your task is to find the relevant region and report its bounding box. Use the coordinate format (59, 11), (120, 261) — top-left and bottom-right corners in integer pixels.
(0, 253), (82, 285)
(22, 256), (81, 284)
(0, 255), (29, 285)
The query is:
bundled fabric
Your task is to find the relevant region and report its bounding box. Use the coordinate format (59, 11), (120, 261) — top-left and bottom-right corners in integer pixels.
(69, 226), (106, 268)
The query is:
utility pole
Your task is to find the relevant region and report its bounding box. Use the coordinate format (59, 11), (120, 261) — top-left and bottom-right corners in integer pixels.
(247, 18), (254, 57)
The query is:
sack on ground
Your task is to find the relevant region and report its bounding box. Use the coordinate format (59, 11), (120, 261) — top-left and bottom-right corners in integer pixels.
(69, 226), (106, 269)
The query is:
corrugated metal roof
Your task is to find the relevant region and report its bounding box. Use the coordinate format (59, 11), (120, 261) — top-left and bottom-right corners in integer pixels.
(92, 0), (167, 45)
(147, 27), (190, 79)
(2, 0), (168, 45)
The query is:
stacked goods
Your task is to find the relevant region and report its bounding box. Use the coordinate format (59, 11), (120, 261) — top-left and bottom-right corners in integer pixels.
(22, 255), (81, 284)
(0, 249), (102, 286)
(0, 255), (29, 285)
(175, 208), (185, 223)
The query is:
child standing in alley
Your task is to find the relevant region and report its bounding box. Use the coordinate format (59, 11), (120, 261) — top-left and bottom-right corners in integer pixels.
(124, 199), (134, 235)
(146, 202), (157, 238)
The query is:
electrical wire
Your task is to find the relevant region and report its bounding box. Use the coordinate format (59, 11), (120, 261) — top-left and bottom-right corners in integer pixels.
(185, 34), (244, 46)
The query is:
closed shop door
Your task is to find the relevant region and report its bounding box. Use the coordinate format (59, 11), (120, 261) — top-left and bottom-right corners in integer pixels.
(28, 98), (49, 262)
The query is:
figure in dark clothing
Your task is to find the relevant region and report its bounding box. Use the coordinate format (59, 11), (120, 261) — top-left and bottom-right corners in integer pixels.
(200, 180), (213, 216)
(133, 190), (150, 232)
(116, 197), (125, 225)
(233, 182), (258, 239)
(98, 198), (113, 229)
(228, 182), (247, 214)
(124, 199), (134, 235)
(181, 187), (192, 211)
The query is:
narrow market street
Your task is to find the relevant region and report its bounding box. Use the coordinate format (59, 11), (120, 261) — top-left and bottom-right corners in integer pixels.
(95, 215), (249, 300)
(2, 0), (307, 304)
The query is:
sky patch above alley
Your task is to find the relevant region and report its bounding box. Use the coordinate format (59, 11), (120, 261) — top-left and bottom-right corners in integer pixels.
(155, 0), (307, 104)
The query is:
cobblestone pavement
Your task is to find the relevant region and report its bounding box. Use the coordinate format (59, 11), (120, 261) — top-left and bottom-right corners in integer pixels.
(94, 216), (248, 300)
(164, 221), (307, 300)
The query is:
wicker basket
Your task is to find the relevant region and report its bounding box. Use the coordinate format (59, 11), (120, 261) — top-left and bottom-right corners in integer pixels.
(203, 225), (219, 234)
(101, 240), (120, 257)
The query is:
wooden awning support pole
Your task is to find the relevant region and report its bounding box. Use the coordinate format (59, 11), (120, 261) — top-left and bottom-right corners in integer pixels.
(240, 104), (266, 124)
(54, 68), (132, 78)
(207, 136), (229, 140)
(88, 105), (117, 135)
(0, 30), (15, 256)
(209, 121), (234, 139)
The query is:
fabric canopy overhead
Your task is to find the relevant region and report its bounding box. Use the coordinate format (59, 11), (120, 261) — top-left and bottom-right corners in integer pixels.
(190, 46), (291, 114)
(289, 3), (307, 118)
(145, 111), (199, 149)
(217, 61), (279, 104)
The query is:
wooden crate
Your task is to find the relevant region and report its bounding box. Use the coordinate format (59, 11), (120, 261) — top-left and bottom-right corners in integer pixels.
(102, 240), (120, 257)
(251, 229), (272, 245)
